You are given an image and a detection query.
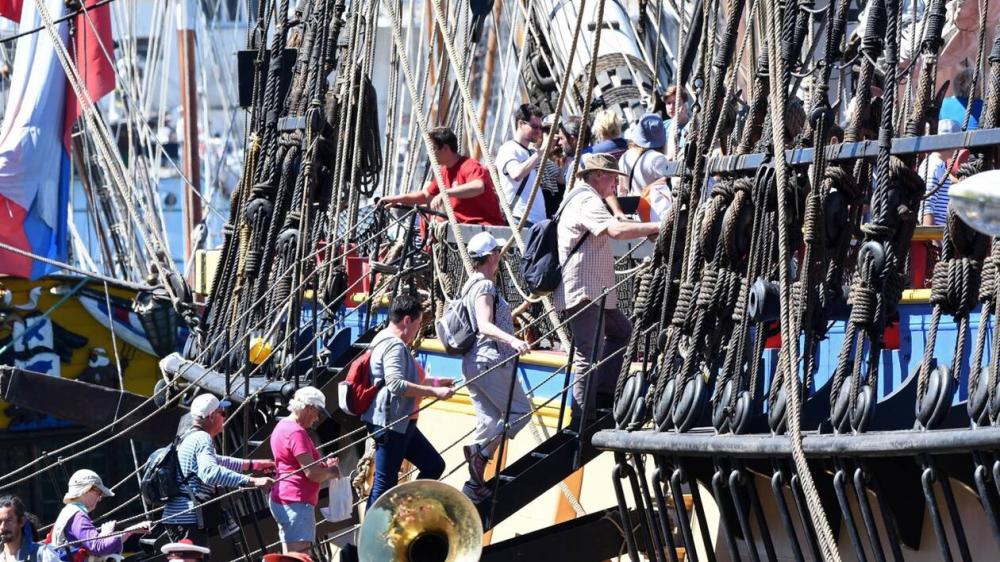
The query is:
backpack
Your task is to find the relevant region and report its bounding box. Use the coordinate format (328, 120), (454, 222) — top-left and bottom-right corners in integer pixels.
(434, 278), (496, 356)
(140, 428), (199, 506)
(520, 190), (590, 296)
(337, 346), (385, 416)
(46, 505), (95, 562)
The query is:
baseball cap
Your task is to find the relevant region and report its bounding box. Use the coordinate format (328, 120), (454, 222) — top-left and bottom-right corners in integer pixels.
(63, 469), (115, 502)
(938, 119), (961, 134)
(467, 231), (506, 258)
(576, 153), (627, 179)
(161, 539), (211, 559)
(190, 394), (232, 418)
(292, 386), (331, 418)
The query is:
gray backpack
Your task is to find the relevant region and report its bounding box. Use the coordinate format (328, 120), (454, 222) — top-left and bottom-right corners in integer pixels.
(435, 278), (496, 355)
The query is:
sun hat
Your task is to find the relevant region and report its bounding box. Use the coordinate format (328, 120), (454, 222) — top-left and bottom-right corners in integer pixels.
(291, 386), (331, 418)
(575, 153), (627, 179)
(63, 469), (114, 503)
(467, 231), (507, 258)
(625, 113), (666, 149)
(190, 394), (231, 419)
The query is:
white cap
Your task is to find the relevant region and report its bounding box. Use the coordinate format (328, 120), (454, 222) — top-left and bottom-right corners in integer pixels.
(938, 119), (961, 134)
(467, 231), (506, 258)
(161, 540), (211, 558)
(190, 394), (231, 419)
(291, 386), (331, 418)
(64, 469), (114, 503)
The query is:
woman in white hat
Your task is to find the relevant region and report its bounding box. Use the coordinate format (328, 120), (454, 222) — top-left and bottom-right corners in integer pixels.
(458, 231), (533, 499)
(268, 387), (340, 553)
(50, 470), (149, 558)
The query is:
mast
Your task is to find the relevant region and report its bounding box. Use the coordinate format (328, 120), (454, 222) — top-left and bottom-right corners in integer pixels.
(178, 0), (202, 264)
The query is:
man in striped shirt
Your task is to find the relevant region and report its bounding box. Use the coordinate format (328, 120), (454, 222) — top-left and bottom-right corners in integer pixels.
(163, 394), (274, 545)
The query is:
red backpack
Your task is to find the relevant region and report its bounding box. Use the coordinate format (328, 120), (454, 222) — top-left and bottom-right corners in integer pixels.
(337, 349), (384, 416)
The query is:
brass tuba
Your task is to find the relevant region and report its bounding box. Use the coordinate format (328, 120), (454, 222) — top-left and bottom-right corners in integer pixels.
(358, 480), (483, 562)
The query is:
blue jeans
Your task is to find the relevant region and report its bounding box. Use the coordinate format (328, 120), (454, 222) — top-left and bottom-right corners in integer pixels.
(366, 422), (445, 508)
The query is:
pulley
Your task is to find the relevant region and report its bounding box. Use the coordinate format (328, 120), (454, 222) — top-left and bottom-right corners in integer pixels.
(915, 362), (955, 430)
(831, 375), (874, 433)
(614, 369), (649, 429)
(823, 188), (849, 248)
(712, 377), (751, 434)
(654, 377), (676, 432)
(768, 385), (787, 434)
(672, 370), (707, 432)
(967, 368), (990, 427)
(748, 278), (780, 323)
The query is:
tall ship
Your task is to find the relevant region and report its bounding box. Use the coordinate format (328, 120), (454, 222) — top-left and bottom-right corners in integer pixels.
(2, 0), (1000, 560)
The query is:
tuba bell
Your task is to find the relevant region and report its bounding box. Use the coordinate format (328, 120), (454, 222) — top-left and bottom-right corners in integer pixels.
(358, 480), (483, 562)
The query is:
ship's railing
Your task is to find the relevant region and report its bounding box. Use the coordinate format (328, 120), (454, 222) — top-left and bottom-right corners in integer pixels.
(659, 126), (1000, 176)
(590, 425), (1000, 561)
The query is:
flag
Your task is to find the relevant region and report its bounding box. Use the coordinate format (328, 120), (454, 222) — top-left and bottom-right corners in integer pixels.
(0, 0), (115, 278)
(62, 0), (115, 150)
(0, 0), (21, 21)
(0, 0), (70, 278)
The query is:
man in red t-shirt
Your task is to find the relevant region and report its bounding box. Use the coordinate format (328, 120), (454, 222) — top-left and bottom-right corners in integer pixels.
(379, 127), (506, 225)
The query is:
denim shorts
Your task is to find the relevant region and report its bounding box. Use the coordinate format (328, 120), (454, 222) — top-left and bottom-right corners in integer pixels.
(269, 498), (316, 543)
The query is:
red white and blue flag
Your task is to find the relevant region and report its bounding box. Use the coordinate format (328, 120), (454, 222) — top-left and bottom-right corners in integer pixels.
(0, 0), (114, 278)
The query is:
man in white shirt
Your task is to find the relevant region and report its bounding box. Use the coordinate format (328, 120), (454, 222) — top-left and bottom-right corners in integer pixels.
(495, 103), (548, 227)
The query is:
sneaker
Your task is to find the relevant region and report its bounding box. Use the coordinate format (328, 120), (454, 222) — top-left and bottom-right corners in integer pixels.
(463, 444), (489, 486)
(462, 480), (492, 502)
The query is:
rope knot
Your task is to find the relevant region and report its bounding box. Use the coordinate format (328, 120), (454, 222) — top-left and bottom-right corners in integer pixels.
(673, 282), (695, 327)
(931, 258), (981, 317)
(849, 280), (877, 326)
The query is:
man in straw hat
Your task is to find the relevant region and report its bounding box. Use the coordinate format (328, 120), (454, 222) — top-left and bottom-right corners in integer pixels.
(554, 153), (661, 425)
(49, 469), (150, 560)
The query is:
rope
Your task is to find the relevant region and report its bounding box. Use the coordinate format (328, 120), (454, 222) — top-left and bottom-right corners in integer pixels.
(383, 0), (475, 278)
(762, 0), (840, 557)
(0, 211), (394, 488)
(511, 0), (587, 232)
(416, 0), (580, 355)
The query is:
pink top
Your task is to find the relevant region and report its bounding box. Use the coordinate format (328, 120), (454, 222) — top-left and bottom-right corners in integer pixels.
(270, 417), (321, 505)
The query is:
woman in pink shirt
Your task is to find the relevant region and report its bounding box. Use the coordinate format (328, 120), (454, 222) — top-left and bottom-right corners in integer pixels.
(269, 387), (339, 553)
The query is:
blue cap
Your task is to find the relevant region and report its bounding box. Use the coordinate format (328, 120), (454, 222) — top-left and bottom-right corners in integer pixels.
(625, 113), (666, 149)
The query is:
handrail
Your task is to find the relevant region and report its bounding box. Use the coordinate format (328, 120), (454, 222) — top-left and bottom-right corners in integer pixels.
(659, 126), (1000, 176)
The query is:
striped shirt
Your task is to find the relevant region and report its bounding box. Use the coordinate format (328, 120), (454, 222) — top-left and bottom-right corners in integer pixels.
(162, 430), (250, 525)
(918, 153), (951, 225)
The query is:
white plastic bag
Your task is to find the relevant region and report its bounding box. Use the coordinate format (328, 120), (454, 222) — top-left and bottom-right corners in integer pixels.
(323, 477), (353, 523)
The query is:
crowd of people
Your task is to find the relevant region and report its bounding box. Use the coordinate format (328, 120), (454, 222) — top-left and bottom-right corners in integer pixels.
(0, 388), (343, 562)
(2, 64), (983, 562)
(370, 62), (985, 517)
